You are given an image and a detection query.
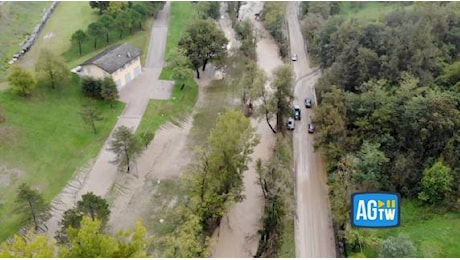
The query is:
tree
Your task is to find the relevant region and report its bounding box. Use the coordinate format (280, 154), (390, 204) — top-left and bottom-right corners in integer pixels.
(354, 141), (390, 191)
(418, 161), (454, 204)
(127, 8), (143, 32)
(188, 110), (259, 231)
(88, 22), (105, 49)
(0, 232), (55, 257)
(268, 64), (295, 134)
(166, 49), (194, 90)
(99, 14), (115, 44)
(115, 10), (131, 39)
(35, 48), (70, 89)
(57, 192), (110, 242)
(81, 76), (103, 99)
(89, 1), (110, 15)
(196, 1), (220, 20)
(178, 19), (228, 78)
(15, 183), (47, 231)
(7, 66), (37, 97)
(378, 234), (416, 258)
(59, 216), (148, 257)
(107, 1), (129, 17)
(71, 30), (88, 56)
(100, 77), (119, 107)
(108, 125), (143, 173)
(242, 60), (267, 116)
(80, 101), (103, 134)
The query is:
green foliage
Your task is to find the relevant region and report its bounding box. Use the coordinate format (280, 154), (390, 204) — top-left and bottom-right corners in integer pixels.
(0, 232), (55, 257)
(378, 234), (416, 258)
(271, 64), (295, 133)
(87, 22), (105, 49)
(80, 101), (103, 134)
(100, 77), (119, 105)
(354, 141), (390, 191)
(234, 18), (257, 60)
(166, 49), (194, 90)
(34, 48), (70, 89)
(418, 161), (454, 205)
(108, 125), (143, 173)
(7, 66), (37, 97)
(195, 1), (220, 20)
(178, 19), (228, 78)
(59, 216), (148, 257)
(107, 1), (129, 17)
(89, 1), (110, 15)
(261, 2), (288, 58)
(71, 30), (88, 56)
(57, 192), (110, 243)
(15, 183), (47, 231)
(81, 76), (103, 99)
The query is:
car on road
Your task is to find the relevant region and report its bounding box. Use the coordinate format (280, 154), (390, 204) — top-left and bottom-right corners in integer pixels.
(305, 97), (313, 108)
(308, 123), (315, 134)
(291, 54), (298, 61)
(293, 105), (301, 120)
(287, 118), (295, 130)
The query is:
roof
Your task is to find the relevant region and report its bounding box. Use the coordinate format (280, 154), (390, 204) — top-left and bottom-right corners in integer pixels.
(80, 43), (142, 74)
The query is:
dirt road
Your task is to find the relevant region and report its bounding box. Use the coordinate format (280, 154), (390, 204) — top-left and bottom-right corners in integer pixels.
(287, 2), (337, 257)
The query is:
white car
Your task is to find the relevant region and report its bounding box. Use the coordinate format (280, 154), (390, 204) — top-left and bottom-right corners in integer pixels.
(287, 117), (295, 130)
(291, 54), (298, 61)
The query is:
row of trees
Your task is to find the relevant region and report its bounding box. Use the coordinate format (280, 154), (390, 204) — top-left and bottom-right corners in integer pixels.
(71, 2), (165, 56)
(261, 2), (289, 58)
(303, 2), (460, 257)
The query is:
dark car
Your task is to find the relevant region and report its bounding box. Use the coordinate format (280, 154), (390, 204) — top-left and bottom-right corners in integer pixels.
(305, 97), (313, 108)
(293, 105), (301, 120)
(308, 123), (315, 134)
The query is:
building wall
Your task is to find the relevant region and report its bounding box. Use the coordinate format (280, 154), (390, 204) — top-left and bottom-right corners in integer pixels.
(111, 56), (142, 89)
(81, 56), (142, 89)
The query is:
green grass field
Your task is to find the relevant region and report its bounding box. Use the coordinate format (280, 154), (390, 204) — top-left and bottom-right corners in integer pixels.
(349, 200), (460, 258)
(0, 2), (52, 81)
(0, 76), (124, 241)
(159, 1), (196, 80)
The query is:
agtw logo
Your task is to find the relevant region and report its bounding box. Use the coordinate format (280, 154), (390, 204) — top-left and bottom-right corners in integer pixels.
(351, 192), (401, 228)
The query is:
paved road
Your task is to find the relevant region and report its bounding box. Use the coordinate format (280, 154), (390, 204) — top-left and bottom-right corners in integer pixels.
(286, 2), (337, 258)
(44, 2), (174, 237)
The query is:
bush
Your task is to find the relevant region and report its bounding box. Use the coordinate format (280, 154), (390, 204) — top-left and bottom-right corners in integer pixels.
(378, 234), (416, 258)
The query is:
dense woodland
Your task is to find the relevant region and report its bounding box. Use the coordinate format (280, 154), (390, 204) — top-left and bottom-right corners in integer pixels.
(301, 1), (460, 256)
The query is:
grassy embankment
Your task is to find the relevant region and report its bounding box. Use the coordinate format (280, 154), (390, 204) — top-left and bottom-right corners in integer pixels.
(0, 1), (153, 241)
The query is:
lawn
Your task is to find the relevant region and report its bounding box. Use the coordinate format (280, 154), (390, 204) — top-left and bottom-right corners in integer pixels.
(159, 1), (196, 80)
(0, 1), (52, 82)
(0, 76), (124, 241)
(16, 2), (98, 70)
(339, 2), (410, 21)
(350, 200), (460, 258)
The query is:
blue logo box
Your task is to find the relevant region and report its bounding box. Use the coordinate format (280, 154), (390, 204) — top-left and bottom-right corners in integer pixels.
(351, 192), (401, 228)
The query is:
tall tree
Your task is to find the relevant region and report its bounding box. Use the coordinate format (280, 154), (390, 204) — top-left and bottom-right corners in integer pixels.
(87, 22), (105, 49)
(108, 125), (143, 173)
(378, 234), (416, 258)
(178, 19), (228, 78)
(115, 10), (131, 39)
(35, 48), (70, 89)
(166, 49), (194, 90)
(71, 30), (88, 56)
(7, 66), (37, 97)
(80, 101), (103, 134)
(100, 77), (119, 107)
(99, 14), (114, 44)
(127, 8), (143, 31)
(196, 1), (220, 20)
(89, 1), (110, 15)
(107, 1), (129, 17)
(15, 183), (47, 231)
(354, 141), (390, 191)
(269, 64), (295, 134)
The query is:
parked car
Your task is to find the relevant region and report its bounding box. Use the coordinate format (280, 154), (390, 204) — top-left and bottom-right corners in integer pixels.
(305, 97), (313, 108)
(293, 105), (301, 120)
(308, 123), (315, 134)
(287, 118), (295, 130)
(291, 54), (298, 61)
